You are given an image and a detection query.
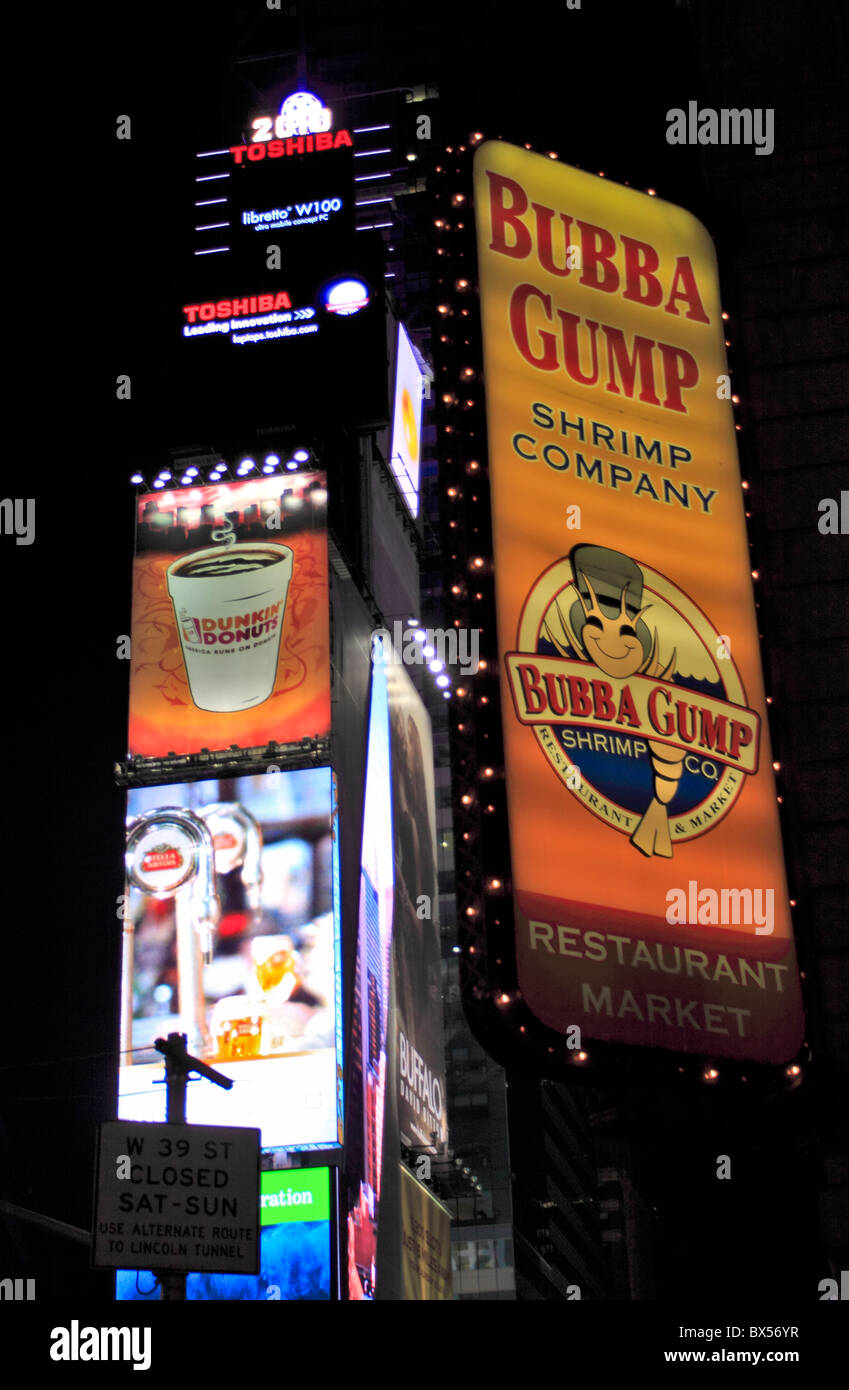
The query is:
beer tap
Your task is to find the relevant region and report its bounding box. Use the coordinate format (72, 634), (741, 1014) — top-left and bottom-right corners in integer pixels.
(124, 808), (221, 1057)
(198, 802), (264, 919)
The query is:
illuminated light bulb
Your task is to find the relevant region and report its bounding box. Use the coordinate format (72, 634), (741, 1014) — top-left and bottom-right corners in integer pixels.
(158, 471), (172, 481)
(457, 687), (467, 697)
(482, 767), (494, 778)
(647, 188), (657, 196)
(447, 486), (457, 497)
(153, 480), (165, 489)
(462, 367), (475, 378)
(185, 467), (199, 478)
(766, 696), (773, 704)
(465, 905), (477, 917)
(240, 458), (256, 470)
(731, 395), (740, 404)
(456, 278), (469, 289)
(451, 584), (461, 595)
(742, 480), (750, 490)
(785, 1064), (801, 1078)
(293, 449), (310, 462)
(472, 557), (484, 568)
(443, 690), (451, 699)
(489, 878), (502, 890)
(437, 674), (450, 688)
(498, 992), (511, 1004)
(429, 658), (444, 673)
(721, 311), (730, 321)
(452, 194), (465, 205)
(437, 305), (449, 315)
(434, 218), (444, 227)
(703, 1067), (719, 1082)
(407, 152), (417, 162)
(735, 424), (742, 431)
(264, 454), (280, 467)
(461, 793), (472, 805)
(752, 570), (759, 580)
(423, 644), (435, 660)
(130, 473), (144, 484)
(478, 659), (488, 670)
(773, 761), (781, 771)
(480, 695), (489, 704)
(485, 804), (494, 813)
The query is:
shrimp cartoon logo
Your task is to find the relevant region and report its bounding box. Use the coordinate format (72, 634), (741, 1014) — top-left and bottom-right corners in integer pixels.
(506, 544), (761, 858)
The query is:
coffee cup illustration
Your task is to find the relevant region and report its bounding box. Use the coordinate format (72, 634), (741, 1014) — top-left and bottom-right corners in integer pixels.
(166, 543), (294, 712)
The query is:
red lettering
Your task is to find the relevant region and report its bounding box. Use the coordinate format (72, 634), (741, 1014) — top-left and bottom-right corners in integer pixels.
(676, 701), (698, 744)
(246, 143), (265, 161)
(603, 327), (661, 405)
(333, 129), (352, 148)
(306, 134), (314, 152)
(532, 203), (574, 277)
(648, 685), (674, 736)
(698, 710), (728, 756)
(622, 236), (663, 307)
(285, 136), (305, 156)
(544, 673), (569, 716)
(728, 720), (753, 760)
(230, 145), (247, 164)
(183, 305), (200, 323)
(616, 686), (640, 727)
(592, 681), (616, 721)
(577, 220), (619, 293)
(517, 664), (547, 716)
(657, 342), (699, 413)
(664, 256), (710, 323)
(557, 311), (601, 386)
(510, 285), (558, 369)
(273, 291), (292, 309)
(231, 298), (249, 316)
(315, 132), (332, 151)
(567, 676), (593, 718)
(215, 301), (230, 319)
(487, 172), (532, 259)
(199, 303), (215, 322)
(258, 294), (273, 311)
(268, 140), (284, 159)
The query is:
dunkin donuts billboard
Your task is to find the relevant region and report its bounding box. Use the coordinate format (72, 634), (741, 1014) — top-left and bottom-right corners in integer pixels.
(474, 143), (804, 1064)
(128, 473), (330, 760)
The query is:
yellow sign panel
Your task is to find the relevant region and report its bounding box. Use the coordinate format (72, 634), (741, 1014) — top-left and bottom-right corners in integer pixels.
(399, 1166), (452, 1300)
(474, 141), (804, 1064)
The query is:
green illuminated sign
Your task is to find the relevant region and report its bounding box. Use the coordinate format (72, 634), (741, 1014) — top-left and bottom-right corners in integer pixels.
(260, 1168), (330, 1225)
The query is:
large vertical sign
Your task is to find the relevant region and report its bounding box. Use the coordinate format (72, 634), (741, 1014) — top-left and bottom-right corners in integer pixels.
(389, 323), (426, 516)
(474, 142), (804, 1064)
(128, 474), (330, 759)
(386, 659), (447, 1150)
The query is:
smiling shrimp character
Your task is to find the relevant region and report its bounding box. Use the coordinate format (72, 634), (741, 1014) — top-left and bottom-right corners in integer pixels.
(542, 543), (719, 859)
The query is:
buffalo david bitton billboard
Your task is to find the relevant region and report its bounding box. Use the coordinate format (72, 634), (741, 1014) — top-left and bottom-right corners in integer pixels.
(474, 142), (803, 1065)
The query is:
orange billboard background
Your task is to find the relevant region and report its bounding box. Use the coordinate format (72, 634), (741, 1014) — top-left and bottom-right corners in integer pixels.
(128, 475), (330, 758)
(474, 142), (804, 1063)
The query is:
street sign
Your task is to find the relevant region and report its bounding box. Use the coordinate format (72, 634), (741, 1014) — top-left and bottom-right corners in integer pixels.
(94, 1120), (260, 1273)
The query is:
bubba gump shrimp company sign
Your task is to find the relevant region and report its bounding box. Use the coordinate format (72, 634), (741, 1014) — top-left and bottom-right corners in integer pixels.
(474, 141), (804, 1065)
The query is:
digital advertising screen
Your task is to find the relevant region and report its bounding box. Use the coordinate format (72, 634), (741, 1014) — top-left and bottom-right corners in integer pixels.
(118, 767), (343, 1152)
(128, 473), (330, 761)
(347, 645), (394, 1301)
(116, 1167), (335, 1301)
(389, 322), (426, 517)
(474, 141), (804, 1064)
(168, 231), (389, 433)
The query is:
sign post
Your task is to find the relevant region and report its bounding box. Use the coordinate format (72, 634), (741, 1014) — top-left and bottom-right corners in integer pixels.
(94, 1038), (260, 1298)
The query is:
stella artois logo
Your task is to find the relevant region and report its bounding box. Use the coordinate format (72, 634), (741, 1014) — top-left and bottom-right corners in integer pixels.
(140, 846), (184, 873)
(506, 544), (760, 858)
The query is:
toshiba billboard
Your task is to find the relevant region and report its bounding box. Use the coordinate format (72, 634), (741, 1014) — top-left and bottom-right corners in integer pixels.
(474, 142), (803, 1065)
